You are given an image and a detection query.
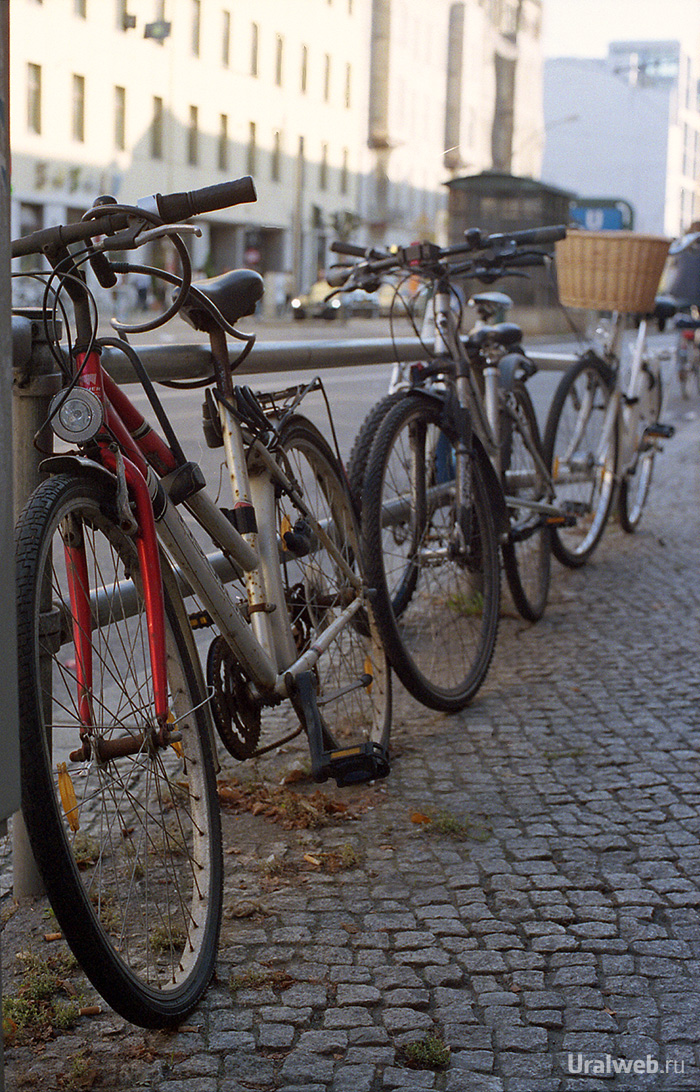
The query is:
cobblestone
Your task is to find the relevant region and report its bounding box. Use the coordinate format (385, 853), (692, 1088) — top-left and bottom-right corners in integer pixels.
(3, 383), (700, 1091)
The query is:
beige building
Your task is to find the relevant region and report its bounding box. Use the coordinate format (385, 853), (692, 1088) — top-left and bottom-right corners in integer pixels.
(9, 0), (544, 294)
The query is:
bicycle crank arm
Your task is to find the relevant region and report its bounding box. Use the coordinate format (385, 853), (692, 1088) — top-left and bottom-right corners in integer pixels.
(291, 671), (390, 787)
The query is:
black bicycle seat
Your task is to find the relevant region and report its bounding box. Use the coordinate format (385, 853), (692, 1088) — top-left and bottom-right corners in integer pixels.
(180, 269), (264, 332)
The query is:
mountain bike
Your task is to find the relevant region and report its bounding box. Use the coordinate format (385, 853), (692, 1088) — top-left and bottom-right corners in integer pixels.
(11, 178), (391, 1028)
(328, 226), (573, 710)
(542, 300), (676, 563)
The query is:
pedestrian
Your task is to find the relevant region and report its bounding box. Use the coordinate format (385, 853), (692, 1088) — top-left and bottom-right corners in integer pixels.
(663, 220), (700, 308)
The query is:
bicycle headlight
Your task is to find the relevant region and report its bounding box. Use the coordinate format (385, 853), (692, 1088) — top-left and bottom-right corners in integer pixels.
(49, 389), (104, 443)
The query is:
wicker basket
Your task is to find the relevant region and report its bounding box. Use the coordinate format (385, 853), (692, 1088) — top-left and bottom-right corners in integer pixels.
(555, 230), (671, 313)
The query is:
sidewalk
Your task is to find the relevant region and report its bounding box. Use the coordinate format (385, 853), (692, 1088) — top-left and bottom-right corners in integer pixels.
(3, 392), (700, 1091)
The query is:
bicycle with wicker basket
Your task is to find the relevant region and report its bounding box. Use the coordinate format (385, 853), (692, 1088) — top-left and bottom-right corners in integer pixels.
(543, 230), (677, 565)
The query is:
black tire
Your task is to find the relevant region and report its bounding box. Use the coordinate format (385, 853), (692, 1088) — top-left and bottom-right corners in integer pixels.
(15, 474), (222, 1028)
(362, 394), (500, 712)
(347, 392), (405, 513)
(542, 354), (618, 568)
(277, 417), (392, 752)
(618, 364), (662, 532)
(499, 380), (551, 622)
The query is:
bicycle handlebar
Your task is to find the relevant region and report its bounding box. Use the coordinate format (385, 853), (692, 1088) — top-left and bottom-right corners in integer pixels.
(11, 176), (257, 258)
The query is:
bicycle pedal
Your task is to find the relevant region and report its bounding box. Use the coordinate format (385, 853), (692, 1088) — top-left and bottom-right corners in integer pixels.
(643, 422), (675, 440)
(546, 513), (577, 527)
(324, 742), (390, 787)
(560, 500), (590, 517)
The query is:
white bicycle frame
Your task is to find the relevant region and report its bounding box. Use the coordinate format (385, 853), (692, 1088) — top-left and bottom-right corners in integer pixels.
(149, 400), (365, 701)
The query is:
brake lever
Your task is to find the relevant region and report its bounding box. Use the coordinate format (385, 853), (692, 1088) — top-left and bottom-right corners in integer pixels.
(97, 221), (201, 252)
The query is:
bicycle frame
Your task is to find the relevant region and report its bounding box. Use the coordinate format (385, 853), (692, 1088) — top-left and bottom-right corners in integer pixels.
(64, 345), (366, 744)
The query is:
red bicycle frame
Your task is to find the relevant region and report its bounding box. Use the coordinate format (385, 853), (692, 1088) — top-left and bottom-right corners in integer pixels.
(64, 347), (180, 732)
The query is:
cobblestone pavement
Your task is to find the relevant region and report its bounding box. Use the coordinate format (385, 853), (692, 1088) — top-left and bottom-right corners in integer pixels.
(3, 390), (700, 1092)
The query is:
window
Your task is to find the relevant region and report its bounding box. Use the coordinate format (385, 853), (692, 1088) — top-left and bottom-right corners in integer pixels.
(222, 10), (231, 67)
(188, 105), (199, 165)
(271, 129), (282, 181)
(300, 45), (308, 93)
(191, 0), (201, 56)
(218, 114), (228, 170)
(344, 62), (351, 108)
(114, 85), (126, 150)
(151, 95), (163, 158)
(74, 0), (87, 16)
(340, 147), (348, 194)
(251, 22), (259, 76)
(319, 143), (328, 190)
(323, 54), (331, 101)
(247, 121), (257, 173)
(297, 135), (305, 188)
(27, 63), (41, 134)
(72, 74), (85, 142)
(275, 34), (284, 86)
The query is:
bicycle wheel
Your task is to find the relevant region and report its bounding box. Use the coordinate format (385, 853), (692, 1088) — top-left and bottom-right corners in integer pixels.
(499, 380), (551, 622)
(277, 416), (392, 756)
(15, 473), (222, 1028)
(362, 394), (500, 713)
(542, 354), (617, 568)
(618, 364), (662, 532)
(347, 392), (404, 513)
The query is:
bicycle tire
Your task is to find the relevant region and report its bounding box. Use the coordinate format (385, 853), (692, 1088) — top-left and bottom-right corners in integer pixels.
(618, 364), (662, 532)
(15, 473), (222, 1028)
(277, 416), (392, 753)
(542, 354), (617, 568)
(499, 380), (551, 622)
(362, 394), (500, 713)
(347, 392), (405, 513)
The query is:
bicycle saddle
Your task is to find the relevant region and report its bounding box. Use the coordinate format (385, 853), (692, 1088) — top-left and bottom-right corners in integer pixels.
(180, 269), (264, 332)
(466, 322), (523, 351)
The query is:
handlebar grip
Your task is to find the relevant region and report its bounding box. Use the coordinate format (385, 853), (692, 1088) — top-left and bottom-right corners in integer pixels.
(143, 176), (257, 223)
(486, 225), (568, 247)
(330, 241), (368, 257)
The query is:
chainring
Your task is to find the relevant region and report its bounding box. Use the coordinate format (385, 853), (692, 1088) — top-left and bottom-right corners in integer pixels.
(206, 636), (262, 760)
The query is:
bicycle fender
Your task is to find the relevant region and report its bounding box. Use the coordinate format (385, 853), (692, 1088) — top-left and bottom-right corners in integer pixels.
(498, 352), (537, 388)
(39, 454), (118, 490)
(471, 433), (510, 542)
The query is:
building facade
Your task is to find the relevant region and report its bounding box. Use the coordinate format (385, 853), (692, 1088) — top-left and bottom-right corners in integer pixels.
(541, 38), (700, 238)
(10, 0), (544, 297)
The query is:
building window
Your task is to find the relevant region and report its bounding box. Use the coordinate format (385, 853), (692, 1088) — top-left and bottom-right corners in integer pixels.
(251, 22), (259, 76)
(247, 121), (257, 173)
(319, 143), (328, 190)
(151, 95), (163, 159)
(300, 45), (308, 93)
(323, 54), (331, 102)
(222, 10), (231, 67)
(297, 135), (305, 189)
(271, 129), (282, 181)
(191, 0), (201, 56)
(344, 62), (351, 108)
(72, 74), (85, 142)
(74, 0), (87, 16)
(275, 34), (284, 86)
(340, 147), (348, 194)
(27, 63), (42, 134)
(188, 105), (199, 165)
(218, 114), (229, 170)
(114, 85), (126, 150)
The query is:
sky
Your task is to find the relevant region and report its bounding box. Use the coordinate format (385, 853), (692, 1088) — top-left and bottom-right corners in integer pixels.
(542, 0), (700, 58)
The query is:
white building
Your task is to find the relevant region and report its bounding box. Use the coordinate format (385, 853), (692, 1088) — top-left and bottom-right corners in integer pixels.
(9, 0), (544, 295)
(541, 38), (700, 237)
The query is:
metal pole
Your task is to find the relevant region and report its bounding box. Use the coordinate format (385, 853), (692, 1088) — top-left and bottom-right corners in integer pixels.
(1, 4), (22, 1086)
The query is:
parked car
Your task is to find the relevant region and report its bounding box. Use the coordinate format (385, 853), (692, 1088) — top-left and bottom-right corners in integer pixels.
(290, 280), (345, 320)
